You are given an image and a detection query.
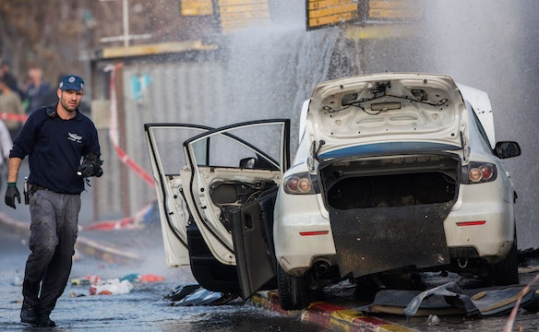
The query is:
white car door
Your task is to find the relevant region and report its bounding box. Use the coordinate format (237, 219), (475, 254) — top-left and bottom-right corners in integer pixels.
(183, 119), (290, 297)
(144, 123), (213, 268)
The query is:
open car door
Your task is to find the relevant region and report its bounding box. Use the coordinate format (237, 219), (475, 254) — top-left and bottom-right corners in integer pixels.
(144, 123), (213, 268)
(183, 119), (290, 299)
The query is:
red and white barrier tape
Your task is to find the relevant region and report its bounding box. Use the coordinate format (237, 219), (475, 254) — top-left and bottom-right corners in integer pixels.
(79, 201), (153, 231)
(105, 63), (155, 188)
(0, 112), (29, 122)
(81, 64), (156, 231)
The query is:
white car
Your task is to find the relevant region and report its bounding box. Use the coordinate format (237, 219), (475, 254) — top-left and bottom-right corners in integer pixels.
(145, 73), (521, 310)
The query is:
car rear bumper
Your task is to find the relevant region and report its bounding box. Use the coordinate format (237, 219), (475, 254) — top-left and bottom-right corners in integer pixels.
(445, 183), (515, 263)
(274, 182), (515, 274)
(273, 193), (335, 275)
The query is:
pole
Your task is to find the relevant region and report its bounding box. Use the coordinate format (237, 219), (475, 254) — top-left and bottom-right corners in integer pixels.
(123, 0), (129, 47)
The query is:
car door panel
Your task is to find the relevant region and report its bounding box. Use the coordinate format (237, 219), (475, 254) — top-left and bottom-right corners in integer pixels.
(183, 119), (290, 298)
(232, 187), (279, 299)
(144, 124), (213, 267)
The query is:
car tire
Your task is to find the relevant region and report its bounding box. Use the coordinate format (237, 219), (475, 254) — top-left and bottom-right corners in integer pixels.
(488, 232), (519, 286)
(277, 262), (310, 310)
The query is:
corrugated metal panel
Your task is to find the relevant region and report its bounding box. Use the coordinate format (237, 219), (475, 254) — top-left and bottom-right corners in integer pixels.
(96, 61), (229, 218)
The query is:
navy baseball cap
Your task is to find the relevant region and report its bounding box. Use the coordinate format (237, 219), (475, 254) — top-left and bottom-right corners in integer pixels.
(59, 75), (84, 91)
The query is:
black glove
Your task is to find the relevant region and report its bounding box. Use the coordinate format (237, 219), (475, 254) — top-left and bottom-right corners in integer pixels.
(5, 185), (21, 209)
(77, 163), (95, 177)
(77, 153), (104, 178)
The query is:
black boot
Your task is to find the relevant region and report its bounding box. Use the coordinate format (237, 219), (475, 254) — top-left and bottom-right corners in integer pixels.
(37, 315), (56, 327)
(20, 303), (37, 325)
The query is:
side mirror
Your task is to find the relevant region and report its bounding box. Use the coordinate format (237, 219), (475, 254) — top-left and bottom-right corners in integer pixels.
(494, 141), (521, 159)
(239, 157), (256, 169)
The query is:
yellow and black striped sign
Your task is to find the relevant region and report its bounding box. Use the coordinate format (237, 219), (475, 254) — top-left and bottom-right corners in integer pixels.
(367, 0), (423, 20)
(180, 0), (214, 16)
(217, 0), (271, 34)
(307, 0), (359, 29)
(180, 0), (271, 34)
(307, 0), (424, 30)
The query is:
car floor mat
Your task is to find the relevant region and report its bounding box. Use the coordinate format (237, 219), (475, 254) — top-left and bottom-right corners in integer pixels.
(174, 288), (226, 306)
(165, 283), (200, 301)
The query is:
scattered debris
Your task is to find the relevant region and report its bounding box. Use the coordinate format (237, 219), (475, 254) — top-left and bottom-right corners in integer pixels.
(71, 278), (92, 286)
(70, 272), (166, 296)
(426, 314), (440, 326)
(367, 281), (539, 318)
(90, 279), (133, 295)
(140, 274), (165, 283)
(165, 283), (200, 302)
(12, 276), (23, 286)
(164, 283), (239, 306)
(71, 275), (100, 286)
(72, 273), (165, 287)
(518, 248), (539, 273)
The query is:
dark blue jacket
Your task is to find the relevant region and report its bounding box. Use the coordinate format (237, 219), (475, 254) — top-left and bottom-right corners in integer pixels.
(10, 104), (101, 194)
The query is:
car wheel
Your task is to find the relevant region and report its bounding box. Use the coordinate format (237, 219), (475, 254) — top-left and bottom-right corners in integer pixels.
(277, 262), (310, 310)
(488, 233), (519, 286)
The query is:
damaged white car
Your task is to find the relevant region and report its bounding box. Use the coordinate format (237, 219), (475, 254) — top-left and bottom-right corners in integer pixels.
(145, 73), (521, 311)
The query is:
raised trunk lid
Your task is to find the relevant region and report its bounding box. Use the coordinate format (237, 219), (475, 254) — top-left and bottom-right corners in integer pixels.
(307, 73), (469, 158)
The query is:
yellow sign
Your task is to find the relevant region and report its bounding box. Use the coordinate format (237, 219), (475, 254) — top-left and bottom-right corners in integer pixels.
(345, 24), (419, 40)
(306, 0), (424, 30)
(180, 0), (213, 16)
(217, 0), (271, 34)
(102, 41), (218, 59)
(368, 0), (423, 20)
(307, 0), (359, 29)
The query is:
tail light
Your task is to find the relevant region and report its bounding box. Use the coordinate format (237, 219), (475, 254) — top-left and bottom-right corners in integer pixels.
(464, 162), (497, 184)
(283, 172), (317, 195)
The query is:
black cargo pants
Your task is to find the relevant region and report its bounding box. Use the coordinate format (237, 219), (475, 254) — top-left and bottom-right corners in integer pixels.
(22, 189), (81, 317)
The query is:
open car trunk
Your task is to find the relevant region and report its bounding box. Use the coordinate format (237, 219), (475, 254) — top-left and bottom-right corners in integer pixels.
(319, 152), (461, 278)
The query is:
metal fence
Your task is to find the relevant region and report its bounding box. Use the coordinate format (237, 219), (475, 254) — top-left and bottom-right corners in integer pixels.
(91, 61), (228, 221)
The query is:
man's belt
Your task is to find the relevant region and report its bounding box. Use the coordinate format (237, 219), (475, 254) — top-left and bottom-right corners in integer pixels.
(29, 184), (47, 193)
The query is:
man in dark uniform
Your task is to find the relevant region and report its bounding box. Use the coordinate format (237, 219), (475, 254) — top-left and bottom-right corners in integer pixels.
(4, 75), (103, 327)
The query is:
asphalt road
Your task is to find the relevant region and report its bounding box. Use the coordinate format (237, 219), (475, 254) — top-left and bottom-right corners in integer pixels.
(0, 229), (325, 331)
(2, 221), (539, 332)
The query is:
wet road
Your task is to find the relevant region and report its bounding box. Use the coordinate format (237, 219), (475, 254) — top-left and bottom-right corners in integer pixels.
(0, 229), (324, 331)
(3, 217), (539, 332)
(2, 224), (539, 332)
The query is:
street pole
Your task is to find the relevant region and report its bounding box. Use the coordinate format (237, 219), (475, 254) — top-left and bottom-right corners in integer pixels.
(123, 0), (129, 47)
